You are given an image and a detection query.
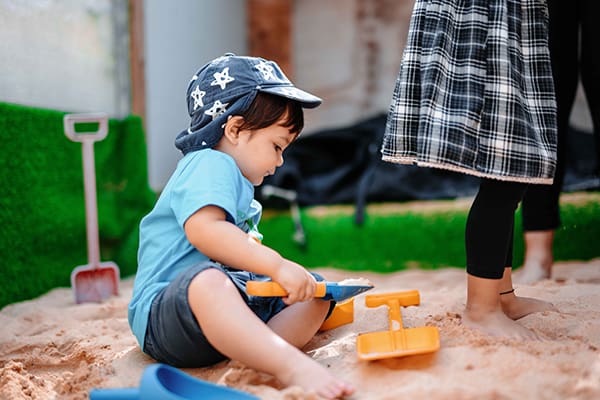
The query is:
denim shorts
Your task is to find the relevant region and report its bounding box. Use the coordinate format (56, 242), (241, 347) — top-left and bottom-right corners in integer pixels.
(143, 261), (332, 367)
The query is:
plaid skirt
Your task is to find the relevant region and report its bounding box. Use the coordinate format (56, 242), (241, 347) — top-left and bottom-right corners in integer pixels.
(382, 0), (557, 184)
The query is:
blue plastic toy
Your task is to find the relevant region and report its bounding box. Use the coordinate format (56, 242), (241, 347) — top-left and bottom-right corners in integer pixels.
(89, 363), (259, 399)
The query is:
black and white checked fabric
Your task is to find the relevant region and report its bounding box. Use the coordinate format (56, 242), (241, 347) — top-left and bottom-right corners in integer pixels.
(382, 0), (557, 184)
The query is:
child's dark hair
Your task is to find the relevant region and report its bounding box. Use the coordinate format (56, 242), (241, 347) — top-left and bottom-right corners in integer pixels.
(238, 92), (304, 136)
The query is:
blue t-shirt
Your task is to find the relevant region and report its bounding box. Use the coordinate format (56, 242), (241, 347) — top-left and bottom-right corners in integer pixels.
(128, 149), (262, 350)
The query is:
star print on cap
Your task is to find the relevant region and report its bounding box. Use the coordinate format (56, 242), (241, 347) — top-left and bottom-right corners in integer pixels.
(175, 53), (322, 155)
(211, 67), (235, 90)
(204, 99), (229, 120)
(190, 85), (206, 110)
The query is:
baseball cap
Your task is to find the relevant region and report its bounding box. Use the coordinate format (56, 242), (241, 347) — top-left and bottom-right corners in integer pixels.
(175, 53), (322, 154)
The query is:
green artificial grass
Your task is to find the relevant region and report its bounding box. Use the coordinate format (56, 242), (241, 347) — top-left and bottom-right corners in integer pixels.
(0, 102), (156, 309)
(259, 194), (600, 273)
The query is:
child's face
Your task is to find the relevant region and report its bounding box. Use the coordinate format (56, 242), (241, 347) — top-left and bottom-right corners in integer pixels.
(233, 122), (295, 185)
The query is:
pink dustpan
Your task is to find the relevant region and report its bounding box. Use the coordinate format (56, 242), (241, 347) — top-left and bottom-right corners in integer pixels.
(64, 113), (120, 304)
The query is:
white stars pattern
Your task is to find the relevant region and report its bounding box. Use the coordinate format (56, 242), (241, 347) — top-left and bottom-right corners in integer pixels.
(190, 85), (206, 110)
(204, 100), (229, 120)
(255, 61), (276, 81)
(211, 67), (235, 90)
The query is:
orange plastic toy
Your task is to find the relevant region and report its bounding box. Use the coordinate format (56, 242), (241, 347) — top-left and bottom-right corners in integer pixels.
(356, 290), (440, 360)
(319, 298), (355, 331)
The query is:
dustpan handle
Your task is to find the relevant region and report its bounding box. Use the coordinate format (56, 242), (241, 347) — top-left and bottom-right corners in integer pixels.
(387, 300), (404, 331)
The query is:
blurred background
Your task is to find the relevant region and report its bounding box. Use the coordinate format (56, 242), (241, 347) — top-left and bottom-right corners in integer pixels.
(1, 0), (595, 193)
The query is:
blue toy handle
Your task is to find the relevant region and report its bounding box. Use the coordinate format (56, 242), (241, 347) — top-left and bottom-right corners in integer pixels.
(89, 387), (138, 399)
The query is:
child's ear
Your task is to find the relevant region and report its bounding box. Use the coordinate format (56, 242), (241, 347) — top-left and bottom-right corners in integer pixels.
(222, 116), (245, 144)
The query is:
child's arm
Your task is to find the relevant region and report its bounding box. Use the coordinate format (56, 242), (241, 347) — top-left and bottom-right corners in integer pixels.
(184, 205), (316, 304)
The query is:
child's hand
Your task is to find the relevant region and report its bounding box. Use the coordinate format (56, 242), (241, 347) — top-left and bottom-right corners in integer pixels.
(272, 260), (317, 305)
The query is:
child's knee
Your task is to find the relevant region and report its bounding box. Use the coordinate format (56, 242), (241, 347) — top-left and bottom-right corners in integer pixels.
(188, 267), (232, 298)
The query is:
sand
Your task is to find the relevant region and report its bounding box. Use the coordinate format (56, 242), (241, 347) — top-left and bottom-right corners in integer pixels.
(1, 259), (599, 400)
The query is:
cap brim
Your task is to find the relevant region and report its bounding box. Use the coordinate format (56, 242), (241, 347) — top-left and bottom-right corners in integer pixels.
(259, 86), (322, 108)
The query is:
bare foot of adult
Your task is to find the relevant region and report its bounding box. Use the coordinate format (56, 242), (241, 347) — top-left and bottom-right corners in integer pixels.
(501, 293), (558, 320)
(514, 262), (551, 284)
(278, 357), (355, 399)
(463, 307), (538, 340)
(515, 230), (554, 284)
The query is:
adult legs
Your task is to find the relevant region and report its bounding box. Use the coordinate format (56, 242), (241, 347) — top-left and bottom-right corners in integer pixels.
(517, 0), (579, 284)
(465, 179), (527, 282)
(464, 179), (541, 338)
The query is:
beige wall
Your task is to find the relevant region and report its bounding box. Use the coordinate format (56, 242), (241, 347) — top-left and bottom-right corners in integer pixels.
(294, 0), (416, 134)
(0, 0), (130, 116)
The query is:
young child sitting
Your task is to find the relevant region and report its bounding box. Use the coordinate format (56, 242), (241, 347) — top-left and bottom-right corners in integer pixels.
(128, 53), (354, 399)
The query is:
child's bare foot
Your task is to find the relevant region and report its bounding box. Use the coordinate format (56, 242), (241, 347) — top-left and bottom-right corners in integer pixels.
(463, 307), (538, 339)
(500, 292), (557, 320)
(277, 356), (355, 399)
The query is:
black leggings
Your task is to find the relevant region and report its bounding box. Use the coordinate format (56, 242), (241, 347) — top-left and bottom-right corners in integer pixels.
(466, 179), (528, 279)
(521, 0), (600, 231)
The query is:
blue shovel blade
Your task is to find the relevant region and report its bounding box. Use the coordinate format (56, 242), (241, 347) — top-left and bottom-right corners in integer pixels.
(90, 363), (259, 400)
(322, 282), (374, 301)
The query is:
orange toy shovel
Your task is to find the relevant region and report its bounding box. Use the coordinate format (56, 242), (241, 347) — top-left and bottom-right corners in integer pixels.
(356, 290), (440, 360)
(246, 280), (373, 302)
(64, 113), (120, 304)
